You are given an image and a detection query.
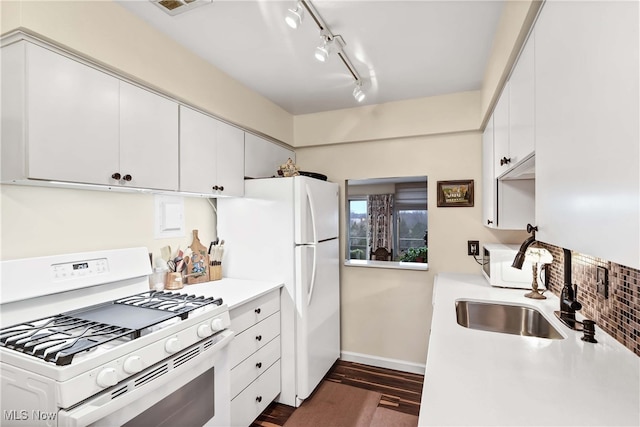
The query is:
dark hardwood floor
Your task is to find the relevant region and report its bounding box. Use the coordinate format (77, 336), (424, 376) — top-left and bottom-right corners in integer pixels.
(250, 360), (424, 426)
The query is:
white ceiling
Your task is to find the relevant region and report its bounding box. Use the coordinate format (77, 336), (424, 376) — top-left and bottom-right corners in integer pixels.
(118, 0), (504, 115)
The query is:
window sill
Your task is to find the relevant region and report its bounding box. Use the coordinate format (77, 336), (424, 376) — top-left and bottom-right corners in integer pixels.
(344, 260), (429, 271)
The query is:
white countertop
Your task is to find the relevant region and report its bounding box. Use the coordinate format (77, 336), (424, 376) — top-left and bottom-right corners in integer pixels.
(419, 273), (640, 426)
(170, 277), (282, 310)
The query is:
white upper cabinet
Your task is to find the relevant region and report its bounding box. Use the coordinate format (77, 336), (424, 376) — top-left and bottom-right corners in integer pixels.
(482, 116), (496, 228)
(508, 32), (535, 168)
(179, 106), (245, 197)
(2, 41), (179, 190)
(26, 42), (120, 185)
(483, 112), (535, 231)
(535, 0), (639, 268)
(216, 121), (245, 197)
(492, 82), (511, 177)
(245, 133), (295, 179)
(119, 82), (179, 190)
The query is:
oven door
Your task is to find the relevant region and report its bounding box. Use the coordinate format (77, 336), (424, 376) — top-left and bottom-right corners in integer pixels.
(58, 330), (233, 427)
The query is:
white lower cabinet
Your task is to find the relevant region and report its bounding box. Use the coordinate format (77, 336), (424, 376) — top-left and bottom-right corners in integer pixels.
(229, 290), (281, 427)
(230, 361), (281, 427)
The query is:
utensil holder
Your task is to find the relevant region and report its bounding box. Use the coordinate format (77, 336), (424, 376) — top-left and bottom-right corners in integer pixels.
(148, 270), (167, 291)
(209, 263), (222, 281)
(165, 272), (184, 290)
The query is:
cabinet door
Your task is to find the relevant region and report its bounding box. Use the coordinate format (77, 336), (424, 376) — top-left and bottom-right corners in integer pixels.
(245, 133), (295, 179)
(120, 82), (179, 190)
(493, 82), (510, 177)
(27, 43), (119, 185)
(482, 115), (496, 228)
(508, 33), (535, 165)
(535, 1), (639, 268)
(216, 121), (245, 197)
(179, 106), (218, 194)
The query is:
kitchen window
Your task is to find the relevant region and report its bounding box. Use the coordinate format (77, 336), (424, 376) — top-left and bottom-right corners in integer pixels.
(345, 177), (428, 270)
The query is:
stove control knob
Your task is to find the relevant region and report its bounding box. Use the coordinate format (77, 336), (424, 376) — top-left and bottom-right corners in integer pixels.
(197, 324), (212, 338)
(210, 318), (225, 332)
(96, 367), (118, 388)
(123, 356), (144, 374)
(165, 337), (182, 354)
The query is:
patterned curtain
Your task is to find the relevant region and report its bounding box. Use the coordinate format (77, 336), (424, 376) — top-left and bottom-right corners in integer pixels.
(367, 194), (394, 252)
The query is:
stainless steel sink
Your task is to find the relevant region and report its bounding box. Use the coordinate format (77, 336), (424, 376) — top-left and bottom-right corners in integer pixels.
(455, 299), (564, 340)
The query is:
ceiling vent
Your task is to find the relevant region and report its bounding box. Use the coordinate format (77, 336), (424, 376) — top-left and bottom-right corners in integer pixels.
(151, 0), (213, 16)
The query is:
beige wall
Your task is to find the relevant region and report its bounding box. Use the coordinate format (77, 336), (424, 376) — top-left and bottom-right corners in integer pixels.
(294, 91), (481, 147)
(0, 185), (217, 261)
(296, 133), (527, 364)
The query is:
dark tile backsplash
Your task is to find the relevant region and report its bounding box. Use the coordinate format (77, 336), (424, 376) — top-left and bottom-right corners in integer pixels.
(540, 243), (640, 356)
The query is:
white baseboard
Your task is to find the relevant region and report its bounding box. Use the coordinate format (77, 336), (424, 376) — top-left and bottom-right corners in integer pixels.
(340, 351), (426, 375)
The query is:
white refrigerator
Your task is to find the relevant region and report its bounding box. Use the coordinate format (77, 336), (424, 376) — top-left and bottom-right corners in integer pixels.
(217, 176), (340, 407)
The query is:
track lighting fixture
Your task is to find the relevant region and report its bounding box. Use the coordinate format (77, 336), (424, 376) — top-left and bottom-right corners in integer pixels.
(353, 82), (366, 102)
(314, 36), (330, 62)
(285, 0), (368, 104)
(285, 2), (304, 29)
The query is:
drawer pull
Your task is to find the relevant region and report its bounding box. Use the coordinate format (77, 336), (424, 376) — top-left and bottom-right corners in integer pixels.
(255, 308), (261, 314)
(256, 396), (262, 403)
(256, 362), (262, 369)
(256, 335), (262, 341)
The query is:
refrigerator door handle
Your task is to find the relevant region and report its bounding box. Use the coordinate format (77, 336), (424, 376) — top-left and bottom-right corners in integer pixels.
(307, 245), (318, 306)
(306, 184), (319, 244)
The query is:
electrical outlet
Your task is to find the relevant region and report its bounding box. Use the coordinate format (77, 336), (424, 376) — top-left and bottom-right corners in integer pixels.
(467, 240), (479, 256)
(596, 266), (609, 299)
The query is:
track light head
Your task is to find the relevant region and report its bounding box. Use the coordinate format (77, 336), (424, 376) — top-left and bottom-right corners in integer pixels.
(314, 36), (331, 62)
(353, 82), (366, 102)
(285, 2), (304, 29)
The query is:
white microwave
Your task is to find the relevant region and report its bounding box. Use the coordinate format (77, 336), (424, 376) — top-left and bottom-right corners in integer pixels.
(482, 243), (533, 289)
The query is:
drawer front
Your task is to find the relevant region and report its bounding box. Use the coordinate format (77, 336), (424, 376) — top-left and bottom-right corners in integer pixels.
(231, 361), (281, 427)
(230, 290), (280, 335)
(231, 335), (280, 399)
(230, 312), (280, 368)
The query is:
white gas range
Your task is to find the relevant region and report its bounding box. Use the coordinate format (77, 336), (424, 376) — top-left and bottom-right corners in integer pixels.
(0, 247), (233, 427)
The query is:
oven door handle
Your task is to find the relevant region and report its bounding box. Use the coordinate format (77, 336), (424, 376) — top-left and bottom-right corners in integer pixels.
(57, 330), (234, 427)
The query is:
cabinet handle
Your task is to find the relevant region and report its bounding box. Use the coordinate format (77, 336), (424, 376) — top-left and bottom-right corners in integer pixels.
(256, 362), (262, 369)
(111, 173), (121, 180)
(487, 220), (493, 225)
(219, 186), (224, 191)
(212, 185), (219, 191)
(256, 396), (262, 403)
(256, 335), (262, 341)
(122, 174), (132, 182)
(500, 157), (511, 166)
(255, 308), (261, 314)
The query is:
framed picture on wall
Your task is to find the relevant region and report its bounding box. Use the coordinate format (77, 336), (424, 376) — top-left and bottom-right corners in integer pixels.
(437, 180), (474, 207)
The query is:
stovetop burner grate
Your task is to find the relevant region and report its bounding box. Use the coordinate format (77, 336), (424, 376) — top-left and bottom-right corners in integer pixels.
(0, 290), (223, 366)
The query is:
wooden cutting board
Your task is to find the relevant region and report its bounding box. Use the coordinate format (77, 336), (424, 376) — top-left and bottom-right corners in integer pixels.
(186, 229), (209, 284)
